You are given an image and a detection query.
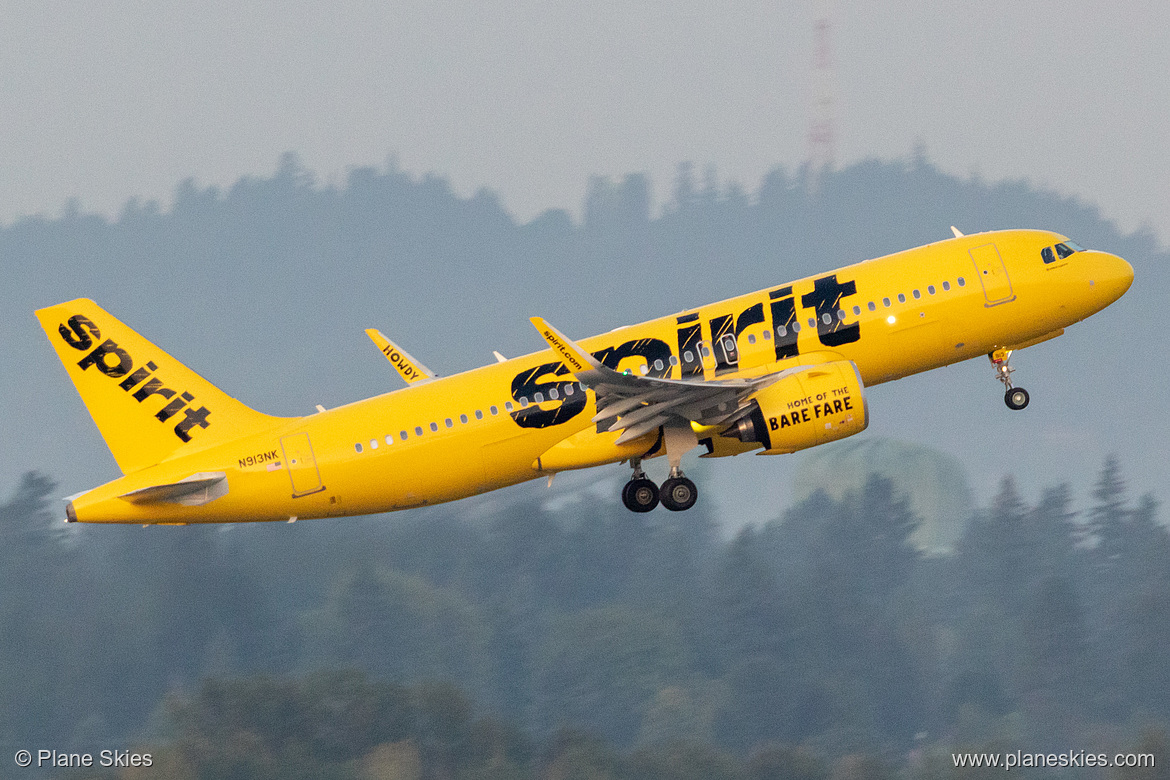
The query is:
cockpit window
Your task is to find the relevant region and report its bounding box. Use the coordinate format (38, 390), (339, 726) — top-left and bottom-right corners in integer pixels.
(1042, 240), (1086, 264)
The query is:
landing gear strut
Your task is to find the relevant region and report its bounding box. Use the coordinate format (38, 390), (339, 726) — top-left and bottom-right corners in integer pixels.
(620, 424), (701, 512)
(622, 459), (659, 513)
(990, 349), (1029, 410)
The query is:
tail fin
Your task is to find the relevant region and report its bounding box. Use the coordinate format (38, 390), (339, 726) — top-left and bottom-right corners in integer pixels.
(35, 299), (290, 474)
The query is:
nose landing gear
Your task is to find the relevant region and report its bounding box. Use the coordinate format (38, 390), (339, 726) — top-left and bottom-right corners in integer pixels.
(990, 349), (1029, 410)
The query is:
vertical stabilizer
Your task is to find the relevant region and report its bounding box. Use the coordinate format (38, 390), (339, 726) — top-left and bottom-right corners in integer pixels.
(35, 299), (290, 474)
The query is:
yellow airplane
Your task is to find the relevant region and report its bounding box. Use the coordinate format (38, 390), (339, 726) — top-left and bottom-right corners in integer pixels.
(36, 228), (1132, 523)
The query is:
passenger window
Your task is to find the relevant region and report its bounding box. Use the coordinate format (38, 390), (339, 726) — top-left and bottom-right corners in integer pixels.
(550, 388), (560, 400)
(488, 406), (497, 415)
(445, 418), (453, 428)
(385, 434), (394, 445)
(354, 442), (363, 453)
(1042, 246), (1056, 264)
(669, 354), (680, 364)
(853, 305), (861, 315)
(520, 398), (529, 408)
(792, 322), (801, 333)
(429, 422), (439, 432)
(534, 392), (544, 403)
(565, 384), (575, 396)
(958, 277), (966, 287)
(460, 414), (468, 424)
(821, 313), (832, 325)
(717, 333), (738, 364)
(928, 285), (936, 295)
(415, 426), (423, 437)
(747, 334), (756, 345)
(477, 409), (486, 419)
(654, 358), (665, 371)
(400, 431), (408, 441)
(837, 309), (846, 320)
(684, 349), (695, 362)
(808, 318), (817, 328)
(942, 281), (951, 291)
(370, 439), (378, 449)
(868, 302), (876, 312)
(913, 289), (921, 299)
(504, 402), (513, 412)
(897, 293), (906, 303)
(699, 344), (711, 358)
(775, 326), (786, 338)
(762, 330), (771, 341)
(883, 297), (891, 307)
(1055, 242), (1074, 260)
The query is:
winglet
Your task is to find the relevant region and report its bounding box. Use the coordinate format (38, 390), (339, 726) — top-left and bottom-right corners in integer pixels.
(950, 226), (964, 238)
(530, 317), (605, 378)
(366, 329), (435, 384)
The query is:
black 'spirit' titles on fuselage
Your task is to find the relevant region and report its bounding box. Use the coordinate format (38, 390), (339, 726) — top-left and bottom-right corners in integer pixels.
(509, 274), (862, 430)
(58, 314), (212, 443)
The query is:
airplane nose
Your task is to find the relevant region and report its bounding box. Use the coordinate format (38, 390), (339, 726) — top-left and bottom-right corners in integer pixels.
(1089, 251), (1134, 305)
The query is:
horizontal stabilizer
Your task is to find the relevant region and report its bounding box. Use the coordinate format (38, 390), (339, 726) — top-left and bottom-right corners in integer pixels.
(119, 472), (228, 506)
(366, 329), (435, 384)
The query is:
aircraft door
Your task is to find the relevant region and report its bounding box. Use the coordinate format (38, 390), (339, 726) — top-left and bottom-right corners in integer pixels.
(281, 432), (325, 497)
(969, 243), (1016, 306)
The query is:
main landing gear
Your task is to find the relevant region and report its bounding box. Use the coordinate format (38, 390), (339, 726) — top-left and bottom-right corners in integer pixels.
(621, 459), (699, 512)
(990, 348), (1029, 411)
(621, 422), (701, 512)
(622, 461), (659, 513)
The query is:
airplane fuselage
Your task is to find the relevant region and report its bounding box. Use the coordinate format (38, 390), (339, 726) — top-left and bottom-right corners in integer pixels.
(56, 229), (1133, 523)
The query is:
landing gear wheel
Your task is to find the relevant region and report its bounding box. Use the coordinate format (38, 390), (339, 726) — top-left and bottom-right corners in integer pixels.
(622, 478), (659, 513)
(1005, 387), (1030, 411)
(659, 476), (698, 512)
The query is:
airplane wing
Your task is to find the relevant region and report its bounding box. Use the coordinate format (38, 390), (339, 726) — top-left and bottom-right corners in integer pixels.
(530, 317), (808, 444)
(366, 329), (436, 384)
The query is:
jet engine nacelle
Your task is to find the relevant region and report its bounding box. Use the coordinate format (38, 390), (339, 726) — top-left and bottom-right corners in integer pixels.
(725, 360), (868, 454)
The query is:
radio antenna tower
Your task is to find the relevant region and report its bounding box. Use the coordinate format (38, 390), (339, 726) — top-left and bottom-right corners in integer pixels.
(806, 0), (837, 187)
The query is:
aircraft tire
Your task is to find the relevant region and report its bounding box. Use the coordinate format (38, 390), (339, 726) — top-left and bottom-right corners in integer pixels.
(660, 476), (698, 512)
(1005, 387), (1030, 411)
(622, 478), (659, 513)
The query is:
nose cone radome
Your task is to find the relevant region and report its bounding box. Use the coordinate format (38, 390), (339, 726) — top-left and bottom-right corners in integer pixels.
(1089, 251), (1134, 307)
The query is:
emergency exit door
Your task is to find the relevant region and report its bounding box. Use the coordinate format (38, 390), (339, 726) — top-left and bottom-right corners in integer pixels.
(969, 243), (1016, 306)
(281, 432), (324, 497)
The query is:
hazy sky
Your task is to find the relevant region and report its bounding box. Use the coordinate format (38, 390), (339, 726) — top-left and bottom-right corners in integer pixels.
(2, 1), (1167, 242)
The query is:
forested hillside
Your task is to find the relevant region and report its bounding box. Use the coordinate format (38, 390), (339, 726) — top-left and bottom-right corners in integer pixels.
(2, 457), (1168, 778)
(2, 152), (1165, 511)
(2, 154), (1167, 777)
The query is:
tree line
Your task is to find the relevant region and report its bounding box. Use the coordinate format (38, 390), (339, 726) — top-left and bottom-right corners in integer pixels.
(2, 455), (1168, 778)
